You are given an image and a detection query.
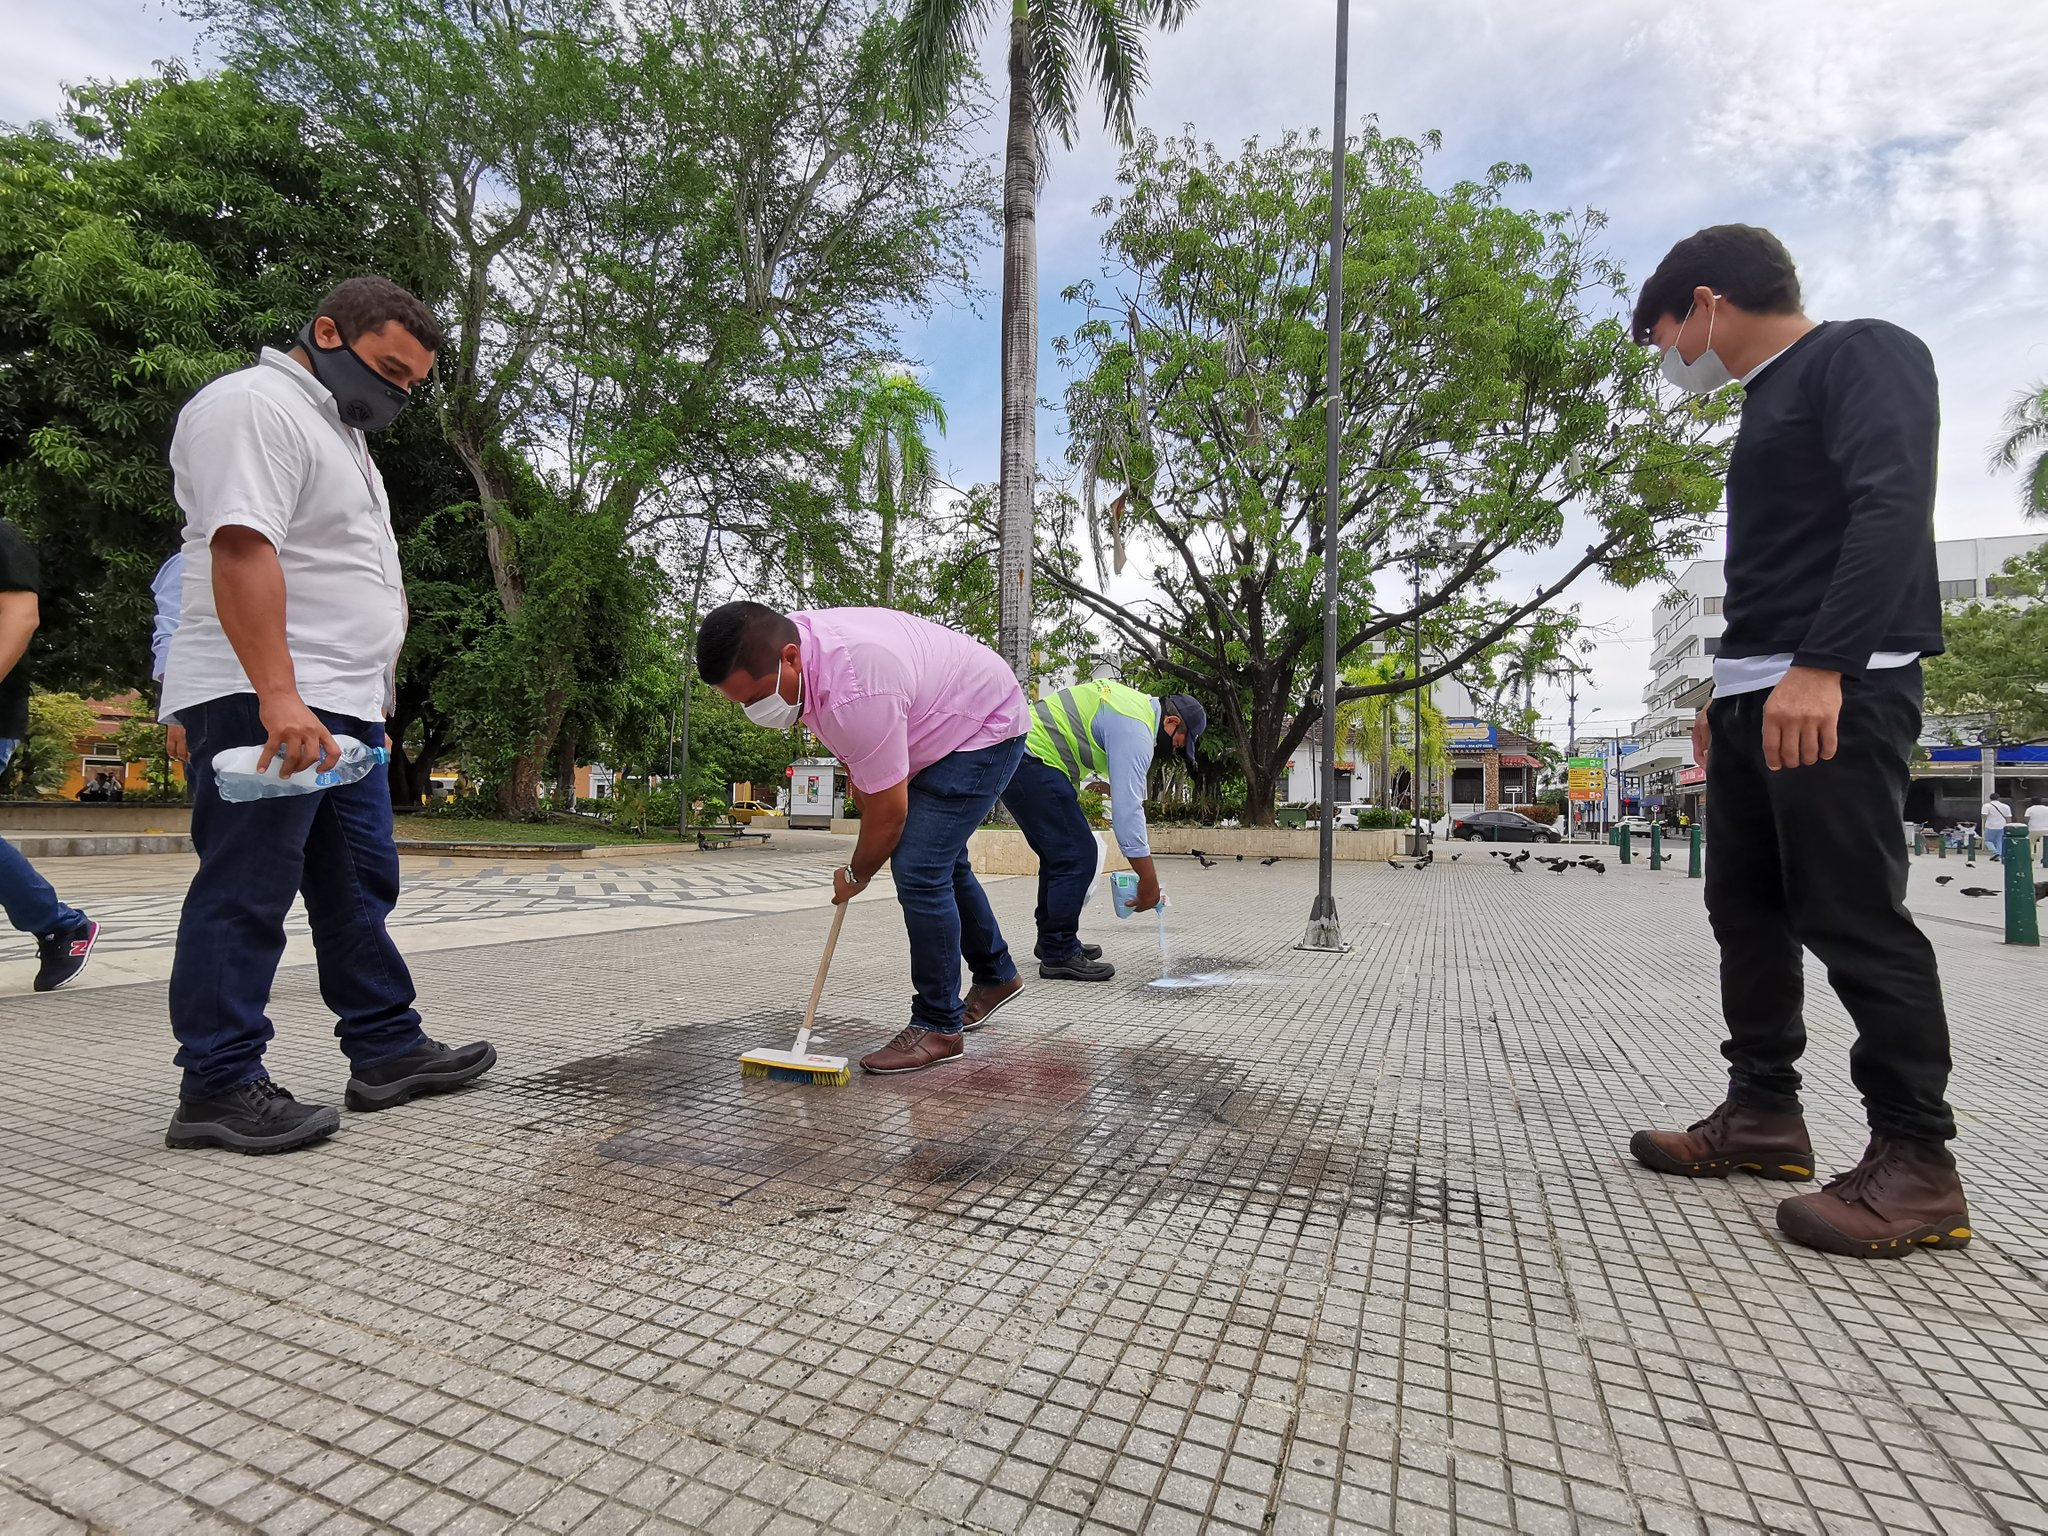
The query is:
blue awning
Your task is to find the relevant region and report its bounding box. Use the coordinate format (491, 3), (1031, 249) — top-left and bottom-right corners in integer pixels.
(1922, 745), (2048, 765)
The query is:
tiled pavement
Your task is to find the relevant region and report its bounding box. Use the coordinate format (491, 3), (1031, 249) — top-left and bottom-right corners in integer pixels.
(0, 841), (2044, 1534)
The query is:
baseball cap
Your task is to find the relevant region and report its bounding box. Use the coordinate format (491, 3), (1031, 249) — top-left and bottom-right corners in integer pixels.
(1161, 693), (1207, 766)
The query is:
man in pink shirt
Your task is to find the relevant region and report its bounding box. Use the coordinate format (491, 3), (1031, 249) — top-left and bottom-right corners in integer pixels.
(697, 602), (1031, 1074)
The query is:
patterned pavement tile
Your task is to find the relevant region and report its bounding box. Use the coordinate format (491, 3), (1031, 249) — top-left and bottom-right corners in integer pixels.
(0, 842), (2043, 1533)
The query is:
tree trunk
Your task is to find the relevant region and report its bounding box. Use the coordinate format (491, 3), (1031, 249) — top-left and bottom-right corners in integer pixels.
(497, 687), (568, 819)
(555, 726), (580, 806)
(1243, 755), (1279, 827)
(995, 10), (1040, 684)
(877, 450), (897, 606)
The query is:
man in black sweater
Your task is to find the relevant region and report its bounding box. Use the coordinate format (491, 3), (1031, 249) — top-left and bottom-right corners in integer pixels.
(1627, 225), (1970, 1260)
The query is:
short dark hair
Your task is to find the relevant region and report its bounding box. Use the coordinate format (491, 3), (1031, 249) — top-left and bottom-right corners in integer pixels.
(696, 601), (797, 684)
(1631, 225), (1802, 344)
(317, 276), (445, 354)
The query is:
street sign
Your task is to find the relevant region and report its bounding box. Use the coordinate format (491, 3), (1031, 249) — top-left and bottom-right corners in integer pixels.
(1567, 755), (1606, 802)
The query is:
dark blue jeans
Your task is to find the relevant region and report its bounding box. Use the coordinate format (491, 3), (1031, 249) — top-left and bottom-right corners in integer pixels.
(168, 693), (426, 1097)
(894, 735), (1026, 1033)
(0, 739), (84, 939)
(999, 751), (1097, 964)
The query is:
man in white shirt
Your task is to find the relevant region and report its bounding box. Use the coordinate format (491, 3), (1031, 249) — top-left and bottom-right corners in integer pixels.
(162, 277), (494, 1155)
(150, 550), (186, 764)
(2026, 799), (2048, 841)
(1981, 795), (2011, 861)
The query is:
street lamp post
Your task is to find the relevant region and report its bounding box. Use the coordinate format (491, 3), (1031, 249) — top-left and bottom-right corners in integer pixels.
(1300, 0), (1349, 954)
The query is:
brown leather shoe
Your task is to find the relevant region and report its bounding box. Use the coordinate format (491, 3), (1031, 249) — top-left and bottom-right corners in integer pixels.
(1777, 1139), (1972, 1259)
(1630, 1101), (1815, 1181)
(962, 977), (1023, 1033)
(858, 1026), (963, 1075)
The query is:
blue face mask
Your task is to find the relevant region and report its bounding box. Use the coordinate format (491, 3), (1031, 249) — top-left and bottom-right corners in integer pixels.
(298, 321), (411, 431)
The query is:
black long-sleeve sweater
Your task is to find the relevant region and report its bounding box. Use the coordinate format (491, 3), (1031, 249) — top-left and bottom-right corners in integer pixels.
(1720, 318), (1944, 674)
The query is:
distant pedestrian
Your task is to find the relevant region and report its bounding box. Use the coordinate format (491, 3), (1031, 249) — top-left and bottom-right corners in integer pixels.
(1627, 225), (1972, 1260)
(2027, 799), (2048, 838)
(0, 515), (100, 990)
(151, 550), (187, 764)
(1981, 794), (2011, 862)
(161, 276), (494, 1155)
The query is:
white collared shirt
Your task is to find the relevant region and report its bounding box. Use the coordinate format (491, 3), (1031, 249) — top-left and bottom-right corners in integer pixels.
(163, 348), (406, 721)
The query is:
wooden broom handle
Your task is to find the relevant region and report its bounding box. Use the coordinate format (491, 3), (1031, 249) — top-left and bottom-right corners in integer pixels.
(794, 899), (850, 1055)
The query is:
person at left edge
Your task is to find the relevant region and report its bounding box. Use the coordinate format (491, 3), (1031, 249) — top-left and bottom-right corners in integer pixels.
(0, 515), (100, 990)
(698, 602), (1029, 1074)
(160, 276), (495, 1155)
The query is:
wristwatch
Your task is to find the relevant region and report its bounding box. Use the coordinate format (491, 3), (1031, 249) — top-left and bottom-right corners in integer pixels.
(839, 864), (870, 888)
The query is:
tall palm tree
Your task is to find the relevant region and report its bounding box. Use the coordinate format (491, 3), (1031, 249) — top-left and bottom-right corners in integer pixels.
(904, 0), (1198, 682)
(1990, 380), (2048, 521)
(843, 367), (947, 605)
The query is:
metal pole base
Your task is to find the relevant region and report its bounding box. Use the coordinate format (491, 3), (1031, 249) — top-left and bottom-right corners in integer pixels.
(1297, 895), (1350, 953)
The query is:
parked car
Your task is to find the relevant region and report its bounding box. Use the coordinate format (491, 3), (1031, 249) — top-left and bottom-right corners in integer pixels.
(1330, 801), (1376, 830)
(1615, 815), (1655, 837)
(727, 799), (784, 823)
(1451, 810), (1561, 844)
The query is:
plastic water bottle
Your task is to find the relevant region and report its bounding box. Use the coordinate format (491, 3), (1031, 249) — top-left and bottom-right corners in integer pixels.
(213, 736), (389, 802)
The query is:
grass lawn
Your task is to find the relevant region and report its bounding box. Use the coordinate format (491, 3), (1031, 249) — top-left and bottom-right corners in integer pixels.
(393, 816), (683, 846)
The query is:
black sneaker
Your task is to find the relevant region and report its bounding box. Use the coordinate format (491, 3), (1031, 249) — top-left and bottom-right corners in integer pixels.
(1038, 955), (1116, 982)
(34, 916), (99, 993)
(1034, 940), (1103, 961)
(346, 1037), (496, 1112)
(165, 1077), (340, 1155)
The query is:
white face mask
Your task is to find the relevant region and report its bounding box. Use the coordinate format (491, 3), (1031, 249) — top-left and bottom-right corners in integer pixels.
(1660, 297), (1735, 395)
(743, 660), (802, 728)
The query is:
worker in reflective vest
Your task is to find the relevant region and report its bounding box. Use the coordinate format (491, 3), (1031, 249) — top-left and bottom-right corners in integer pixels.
(1000, 680), (1207, 982)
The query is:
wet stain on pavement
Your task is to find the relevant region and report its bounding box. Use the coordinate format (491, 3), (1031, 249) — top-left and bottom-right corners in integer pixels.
(494, 1009), (1484, 1251)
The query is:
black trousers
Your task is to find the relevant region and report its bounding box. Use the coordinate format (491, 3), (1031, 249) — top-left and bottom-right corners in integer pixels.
(1703, 663), (1955, 1142)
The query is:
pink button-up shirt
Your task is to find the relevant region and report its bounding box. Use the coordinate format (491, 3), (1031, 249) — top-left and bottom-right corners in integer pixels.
(792, 609), (1026, 793)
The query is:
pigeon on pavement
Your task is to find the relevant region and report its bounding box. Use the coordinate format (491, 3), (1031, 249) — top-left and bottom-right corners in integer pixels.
(1959, 887), (1997, 897)
(1260, 856), (1281, 866)
(1935, 875), (1953, 885)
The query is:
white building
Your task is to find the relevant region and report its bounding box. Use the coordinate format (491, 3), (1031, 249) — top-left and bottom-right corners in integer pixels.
(1629, 534), (2047, 816)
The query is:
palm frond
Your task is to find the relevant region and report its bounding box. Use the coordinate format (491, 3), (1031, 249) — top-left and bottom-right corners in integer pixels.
(1029, 0), (1084, 149)
(1076, 0), (1149, 142)
(902, 0), (999, 122)
(1989, 380), (2048, 471)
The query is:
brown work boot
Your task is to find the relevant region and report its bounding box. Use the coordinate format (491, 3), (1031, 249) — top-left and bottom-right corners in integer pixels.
(962, 977), (1024, 1033)
(858, 1026), (963, 1076)
(1777, 1139), (1972, 1259)
(1630, 1101), (1815, 1181)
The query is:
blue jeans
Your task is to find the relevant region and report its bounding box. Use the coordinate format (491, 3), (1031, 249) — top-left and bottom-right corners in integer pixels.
(999, 751), (1097, 964)
(893, 736), (1026, 1033)
(0, 739), (85, 939)
(1987, 826), (2005, 858)
(168, 694), (426, 1097)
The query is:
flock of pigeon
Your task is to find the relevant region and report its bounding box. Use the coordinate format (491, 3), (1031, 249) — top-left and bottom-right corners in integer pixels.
(1182, 848), (2048, 904)
(1931, 869), (2048, 902)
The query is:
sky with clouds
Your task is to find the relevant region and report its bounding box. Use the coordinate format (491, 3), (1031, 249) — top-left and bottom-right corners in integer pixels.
(9, 0), (2048, 743)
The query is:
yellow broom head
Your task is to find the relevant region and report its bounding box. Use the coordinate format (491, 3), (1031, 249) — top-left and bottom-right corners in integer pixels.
(739, 1048), (851, 1086)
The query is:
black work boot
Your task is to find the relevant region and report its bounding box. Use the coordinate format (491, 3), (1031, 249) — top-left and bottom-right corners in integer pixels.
(1630, 1101), (1815, 1181)
(1034, 940), (1103, 961)
(166, 1077), (340, 1155)
(346, 1038), (496, 1112)
(1038, 954), (1116, 982)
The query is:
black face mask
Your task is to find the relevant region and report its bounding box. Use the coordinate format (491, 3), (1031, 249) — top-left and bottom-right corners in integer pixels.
(1155, 727), (1178, 763)
(298, 322), (410, 432)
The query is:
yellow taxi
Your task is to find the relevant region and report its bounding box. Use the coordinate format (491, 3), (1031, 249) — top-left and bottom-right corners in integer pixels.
(727, 799), (784, 824)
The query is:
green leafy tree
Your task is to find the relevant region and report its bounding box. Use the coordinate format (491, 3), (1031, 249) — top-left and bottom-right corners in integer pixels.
(904, 0), (1197, 680)
(1925, 545), (2048, 745)
(1334, 656), (1446, 811)
(113, 710), (182, 798)
(1990, 381), (2048, 522)
(0, 68), (446, 692)
(842, 367), (946, 604)
(16, 691), (99, 796)
(205, 0), (992, 813)
(1056, 128), (1730, 823)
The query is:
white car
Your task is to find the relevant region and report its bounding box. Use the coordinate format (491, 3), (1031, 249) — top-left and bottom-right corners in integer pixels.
(1615, 816), (1656, 837)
